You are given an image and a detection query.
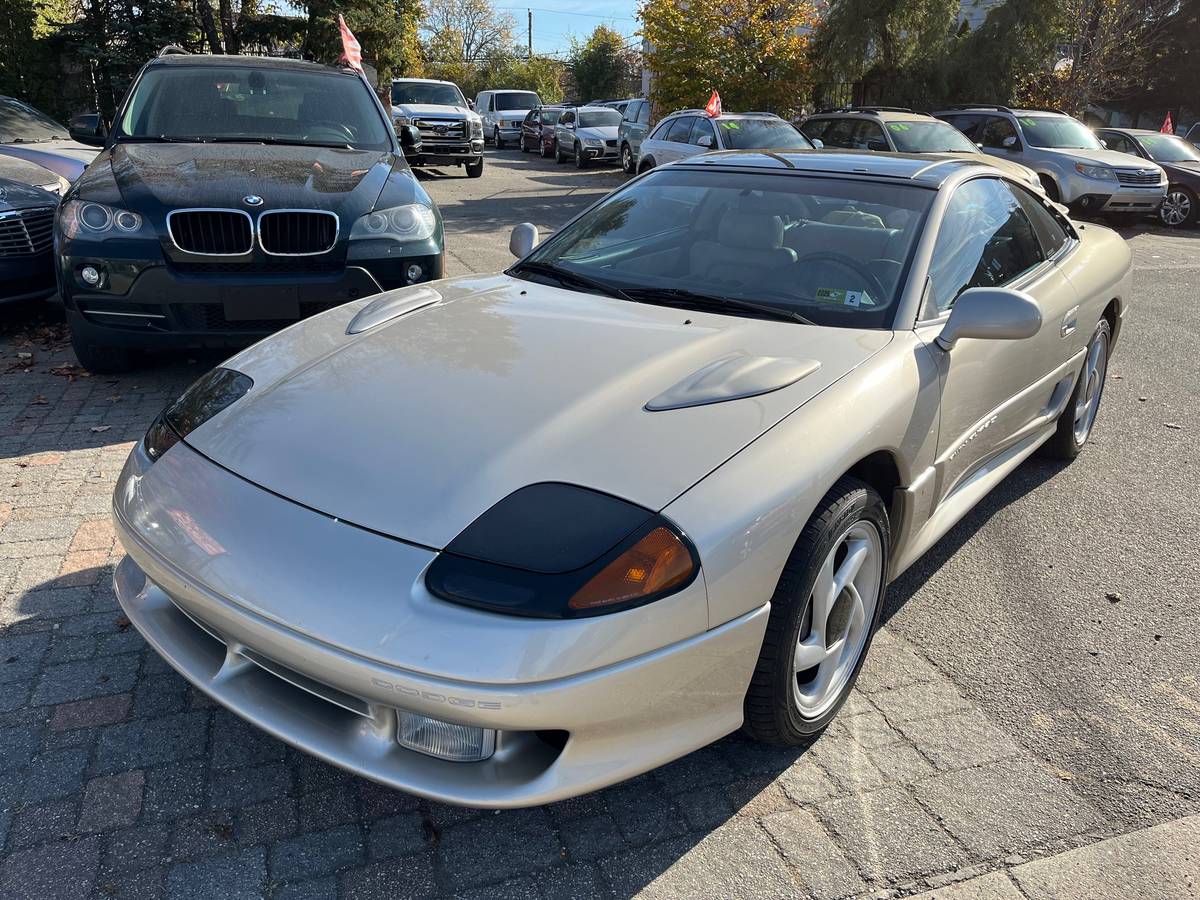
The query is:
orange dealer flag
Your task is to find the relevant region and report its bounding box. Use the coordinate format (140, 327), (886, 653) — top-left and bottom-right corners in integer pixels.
(1160, 111), (1173, 134)
(704, 90), (722, 118)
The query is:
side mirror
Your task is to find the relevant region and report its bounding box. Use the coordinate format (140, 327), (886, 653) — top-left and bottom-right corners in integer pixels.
(867, 139), (889, 152)
(69, 114), (106, 146)
(935, 287), (1042, 351)
(509, 222), (538, 258)
(398, 124), (421, 149)
(810, 137), (824, 149)
(1002, 135), (1020, 150)
(976, 142), (984, 149)
(1098, 139), (1108, 149)
(698, 134), (714, 149)
(468, 99), (476, 110)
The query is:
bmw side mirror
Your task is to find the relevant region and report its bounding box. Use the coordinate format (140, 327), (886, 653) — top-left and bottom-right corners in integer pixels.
(399, 124), (421, 149)
(69, 113), (106, 147)
(509, 222), (538, 259)
(936, 288), (1042, 351)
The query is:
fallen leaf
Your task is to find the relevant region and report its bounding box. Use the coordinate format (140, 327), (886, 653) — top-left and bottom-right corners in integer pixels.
(1106, 591), (1123, 603)
(90, 425), (112, 433)
(1164, 422), (1182, 430)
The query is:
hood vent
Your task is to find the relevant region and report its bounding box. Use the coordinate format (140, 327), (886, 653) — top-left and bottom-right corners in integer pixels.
(345, 287), (442, 334)
(645, 354), (821, 411)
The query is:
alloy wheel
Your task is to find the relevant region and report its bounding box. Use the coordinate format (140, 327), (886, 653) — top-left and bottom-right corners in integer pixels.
(1160, 190), (1192, 227)
(1072, 328), (1109, 445)
(793, 521), (883, 718)
(622, 145), (633, 173)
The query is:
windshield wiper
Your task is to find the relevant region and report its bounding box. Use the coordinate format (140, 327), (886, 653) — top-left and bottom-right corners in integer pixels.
(218, 137), (355, 149)
(622, 287), (814, 325)
(511, 260), (633, 302)
(116, 135), (211, 143)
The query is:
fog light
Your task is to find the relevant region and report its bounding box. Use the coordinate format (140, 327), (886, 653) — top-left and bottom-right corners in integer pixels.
(80, 265), (101, 286)
(406, 263), (423, 282)
(397, 711), (496, 762)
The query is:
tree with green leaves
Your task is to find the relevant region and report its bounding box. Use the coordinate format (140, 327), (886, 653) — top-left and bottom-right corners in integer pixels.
(640, 0), (817, 115)
(568, 25), (636, 102)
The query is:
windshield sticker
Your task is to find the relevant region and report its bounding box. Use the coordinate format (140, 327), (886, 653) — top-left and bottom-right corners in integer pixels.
(815, 288), (865, 307)
(887, 123), (911, 132)
(718, 121), (740, 130)
(1018, 117), (1037, 127)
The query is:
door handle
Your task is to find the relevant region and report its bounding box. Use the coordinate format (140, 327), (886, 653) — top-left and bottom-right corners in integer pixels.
(1061, 306), (1079, 339)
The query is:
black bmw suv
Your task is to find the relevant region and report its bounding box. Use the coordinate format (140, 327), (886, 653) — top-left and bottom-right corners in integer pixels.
(57, 51), (444, 372)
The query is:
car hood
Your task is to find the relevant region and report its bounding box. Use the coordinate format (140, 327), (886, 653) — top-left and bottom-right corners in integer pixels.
(0, 154), (60, 189)
(0, 177), (58, 210)
(577, 125), (619, 141)
(1161, 159), (1200, 180)
(0, 141), (97, 181)
(189, 274), (892, 548)
(91, 143), (399, 215)
(391, 103), (470, 118)
(1039, 146), (1163, 171)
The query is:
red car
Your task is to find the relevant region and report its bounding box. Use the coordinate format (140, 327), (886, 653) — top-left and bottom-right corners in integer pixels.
(519, 106), (566, 158)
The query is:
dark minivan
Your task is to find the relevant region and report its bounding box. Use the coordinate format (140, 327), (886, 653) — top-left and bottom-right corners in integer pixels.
(57, 50), (444, 372)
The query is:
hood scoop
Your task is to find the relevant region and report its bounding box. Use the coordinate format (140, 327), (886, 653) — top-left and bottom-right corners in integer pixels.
(645, 354), (821, 411)
(346, 287), (442, 334)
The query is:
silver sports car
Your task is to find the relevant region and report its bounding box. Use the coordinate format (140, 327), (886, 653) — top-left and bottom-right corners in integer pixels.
(113, 150), (1130, 807)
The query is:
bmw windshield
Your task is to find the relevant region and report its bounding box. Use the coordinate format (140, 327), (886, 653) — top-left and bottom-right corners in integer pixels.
(513, 168), (932, 329)
(116, 65), (393, 150)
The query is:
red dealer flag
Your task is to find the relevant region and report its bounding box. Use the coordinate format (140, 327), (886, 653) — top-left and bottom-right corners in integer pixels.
(704, 90), (722, 118)
(338, 14), (363, 72)
(1160, 111), (1173, 134)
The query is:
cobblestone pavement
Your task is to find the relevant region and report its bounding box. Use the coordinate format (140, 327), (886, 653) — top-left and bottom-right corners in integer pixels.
(0, 152), (1196, 899)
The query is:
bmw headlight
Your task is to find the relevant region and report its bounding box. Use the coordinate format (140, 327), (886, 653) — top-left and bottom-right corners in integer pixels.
(60, 200), (149, 240)
(468, 115), (483, 139)
(349, 204), (437, 243)
(143, 367), (253, 462)
(425, 483), (699, 618)
(1075, 163), (1115, 181)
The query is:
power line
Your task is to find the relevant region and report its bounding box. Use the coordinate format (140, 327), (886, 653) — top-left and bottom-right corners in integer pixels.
(495, 5), (640, 23)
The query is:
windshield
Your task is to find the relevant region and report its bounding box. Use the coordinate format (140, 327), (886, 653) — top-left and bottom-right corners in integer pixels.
(391, 81), (464, 107)
(0, 99), (68, 143)
(718, 119), (813, 150)
(886, 121), (977, 153)
(517, 168), (931, 329)
(578, 109), (622, 128)
(1018, 116), (1102, 150)
(117, 66), (392, 149)
(1134, 134), (1200, 163)
(496, 92), (538, 111)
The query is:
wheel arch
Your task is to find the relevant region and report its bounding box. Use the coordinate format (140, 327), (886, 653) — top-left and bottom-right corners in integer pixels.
(1102, 297), (1122, 347)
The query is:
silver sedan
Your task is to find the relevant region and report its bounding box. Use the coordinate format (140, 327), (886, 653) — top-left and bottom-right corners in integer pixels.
(112, 150), (1131, 807)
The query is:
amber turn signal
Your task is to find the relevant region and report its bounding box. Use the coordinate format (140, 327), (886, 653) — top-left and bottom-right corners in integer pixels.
(568, 526), (695, 610)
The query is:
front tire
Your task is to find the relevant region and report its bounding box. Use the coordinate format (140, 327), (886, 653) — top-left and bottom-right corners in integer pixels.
(555, 141), (566, 164)
(494, 127), (505, 150)
(1159, 186), (1197, 228)
(574, 143), (589, 169)
(1039, 174), (1061, 203)
(519, 133), (529, 153)
(743, 477), (889, 743)
(1042, 318), (1111, 460)
(70, 334), (134, 374)
(621, 143), (634, 174)
(465, 157), (484, 179)
(539, 138), (551, 159)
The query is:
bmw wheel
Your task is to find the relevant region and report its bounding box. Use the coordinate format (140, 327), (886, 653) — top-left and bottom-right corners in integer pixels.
(1159, 186), (1197, 228)
(1043, 317), (1111, 460)
(743, 477), (888, 742)
(494, 127), (505, 150)
(621, 143), (634, 174)
(575, 143), (589, 169)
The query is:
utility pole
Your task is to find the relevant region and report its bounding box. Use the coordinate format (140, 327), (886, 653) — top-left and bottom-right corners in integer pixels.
(527, 9), (533, 59)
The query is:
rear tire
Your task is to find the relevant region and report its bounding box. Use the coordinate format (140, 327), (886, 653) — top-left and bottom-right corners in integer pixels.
(70, 334), (134, 374)
(465, 157), (483, 178)
(1041, 318), (1111, 460)
(743, 477), (889, 744)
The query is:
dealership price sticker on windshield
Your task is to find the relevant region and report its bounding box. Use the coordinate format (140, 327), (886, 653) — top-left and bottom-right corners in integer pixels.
(815, 287), (868, 307)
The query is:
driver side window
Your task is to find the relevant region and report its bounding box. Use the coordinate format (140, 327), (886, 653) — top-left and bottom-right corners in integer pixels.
(927, 178), (1046, 316)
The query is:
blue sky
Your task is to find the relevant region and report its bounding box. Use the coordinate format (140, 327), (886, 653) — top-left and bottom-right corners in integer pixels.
(493, 1), (641, 56)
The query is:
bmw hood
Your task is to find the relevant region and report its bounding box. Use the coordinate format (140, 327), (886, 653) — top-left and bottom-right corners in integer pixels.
(92, 143), (402, 215)
(186, 275), (891, 549)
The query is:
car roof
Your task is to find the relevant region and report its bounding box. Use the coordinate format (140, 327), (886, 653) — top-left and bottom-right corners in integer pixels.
(810, 108), (935, 123)
(1099, 126), (1166, 136)
(391, 77), (457, 86)
(664, 110), (780, 120)
(573, 105), (618, 113)
(670, 148), (991, 188)
(145, 54), (350, 75)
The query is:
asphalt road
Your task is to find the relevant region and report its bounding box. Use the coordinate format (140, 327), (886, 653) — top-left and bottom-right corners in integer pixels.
(420, 146), (1200, 832)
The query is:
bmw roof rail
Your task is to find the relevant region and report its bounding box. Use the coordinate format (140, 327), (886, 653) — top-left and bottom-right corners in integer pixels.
(157, 45), (190, 57)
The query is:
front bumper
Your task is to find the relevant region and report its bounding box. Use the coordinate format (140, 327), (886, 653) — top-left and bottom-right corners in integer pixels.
(112, 443), (766, 807)
(407, 139), (484, 166)
(1065, 182), (1166, 215)
(1, 251), (56, 303)
(580, 143), (620, 163)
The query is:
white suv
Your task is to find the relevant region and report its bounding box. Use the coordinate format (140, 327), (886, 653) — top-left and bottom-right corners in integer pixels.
(636, 111), (813, 172)
(935, 105), (1166, 219)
